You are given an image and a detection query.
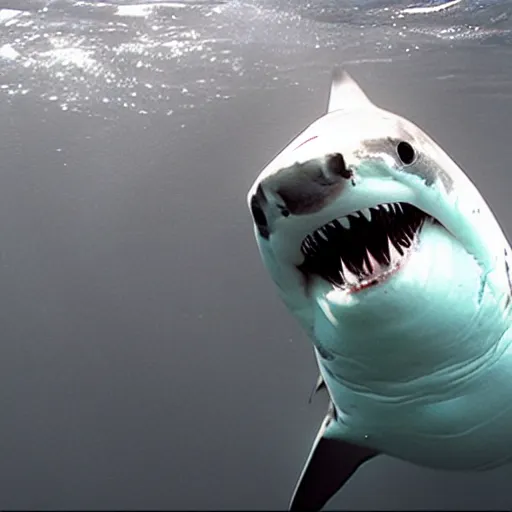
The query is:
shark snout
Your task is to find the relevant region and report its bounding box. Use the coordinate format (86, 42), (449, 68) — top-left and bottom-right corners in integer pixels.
(249, 153), (353, 239)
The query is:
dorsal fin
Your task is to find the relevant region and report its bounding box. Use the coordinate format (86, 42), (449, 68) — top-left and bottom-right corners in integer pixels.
(327, 68), (372, 113)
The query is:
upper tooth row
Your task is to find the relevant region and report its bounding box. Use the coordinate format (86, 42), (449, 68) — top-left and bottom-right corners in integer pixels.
(319, 203), (402, 231)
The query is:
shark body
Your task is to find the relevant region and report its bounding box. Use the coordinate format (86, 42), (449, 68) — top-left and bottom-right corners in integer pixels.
(247, 69), (512, 510)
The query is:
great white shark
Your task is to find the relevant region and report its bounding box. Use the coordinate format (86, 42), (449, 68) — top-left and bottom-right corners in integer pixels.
(246, 68), (512, 511)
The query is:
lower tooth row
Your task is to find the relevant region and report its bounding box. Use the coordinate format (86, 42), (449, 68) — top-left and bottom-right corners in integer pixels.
(338, 236), (412, 285)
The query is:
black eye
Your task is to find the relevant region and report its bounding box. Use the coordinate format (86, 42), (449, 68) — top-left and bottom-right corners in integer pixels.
(397, 141), (416, 165)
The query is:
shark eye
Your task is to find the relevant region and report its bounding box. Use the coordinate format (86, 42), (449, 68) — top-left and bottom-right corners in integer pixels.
(396, 141), (416, 165)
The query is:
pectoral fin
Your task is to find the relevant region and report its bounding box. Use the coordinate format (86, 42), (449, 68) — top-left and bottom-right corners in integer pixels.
(289, 406), (377, 511)
(308, 374), (327, 404)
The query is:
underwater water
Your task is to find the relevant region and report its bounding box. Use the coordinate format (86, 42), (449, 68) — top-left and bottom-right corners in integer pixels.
(1, 0), (512, 509)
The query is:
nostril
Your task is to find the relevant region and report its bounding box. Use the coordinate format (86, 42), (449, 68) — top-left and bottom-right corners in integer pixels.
(327, 153), (352, 179)
(278, 205), (290, 217)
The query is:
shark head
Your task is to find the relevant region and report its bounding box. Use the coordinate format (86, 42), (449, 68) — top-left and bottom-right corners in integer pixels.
(247, 69), (512, 340)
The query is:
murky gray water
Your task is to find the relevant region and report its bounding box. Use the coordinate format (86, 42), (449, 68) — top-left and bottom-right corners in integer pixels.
(2, 0), (512, 509)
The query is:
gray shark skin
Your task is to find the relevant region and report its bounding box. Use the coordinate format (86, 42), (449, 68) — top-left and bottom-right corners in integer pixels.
(247, 68), (512, 511)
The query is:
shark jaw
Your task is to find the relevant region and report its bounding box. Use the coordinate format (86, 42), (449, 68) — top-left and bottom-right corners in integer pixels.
(297, 201), (434, 295)
(255, 188), (470, 322)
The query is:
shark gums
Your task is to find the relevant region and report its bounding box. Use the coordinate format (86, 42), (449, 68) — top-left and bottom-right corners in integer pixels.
(247, 69), (512, 511)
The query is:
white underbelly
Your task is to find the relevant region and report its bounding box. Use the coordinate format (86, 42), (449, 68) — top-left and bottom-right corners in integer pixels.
(322, 345), (512, 471)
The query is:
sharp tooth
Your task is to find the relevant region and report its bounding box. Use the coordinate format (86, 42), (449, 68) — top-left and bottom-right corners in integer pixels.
(340, 258), (358, 285)
(389, 237), (404, 259)
(401, 233), (412, 248)
(344, 266), (359, 286)
(382, 203), (391, 213)
(318, 229), (328, 241)
(366, 249), (381, 275)
(340, 259), (359, 286)
(338, 217), (350, 229)
(395, 203), (403, 213)
(360, 208), (371, 221)
(361, 257), (371, 276)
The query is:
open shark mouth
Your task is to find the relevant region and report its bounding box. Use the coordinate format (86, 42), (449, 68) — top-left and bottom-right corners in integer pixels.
(298, 202), (433, 292)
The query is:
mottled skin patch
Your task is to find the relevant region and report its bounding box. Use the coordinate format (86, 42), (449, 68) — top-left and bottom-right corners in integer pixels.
(361, 136), (454, 192)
